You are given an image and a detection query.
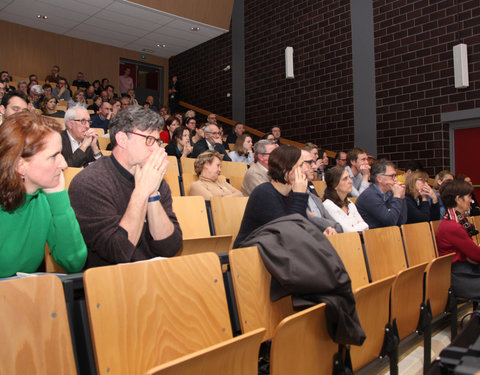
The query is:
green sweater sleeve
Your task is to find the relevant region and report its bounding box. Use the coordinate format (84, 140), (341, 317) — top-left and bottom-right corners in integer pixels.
(46, 190), (87, 272)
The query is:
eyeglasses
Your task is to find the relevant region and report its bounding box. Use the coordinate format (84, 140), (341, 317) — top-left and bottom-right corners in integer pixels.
(206, 131), (221, 135)
(126, 131), (163, 146)
(73, 119), (93, 125)
(416, 178), (428, 183)
(303, 160), (316, 165)
(382, 173), (398, 180)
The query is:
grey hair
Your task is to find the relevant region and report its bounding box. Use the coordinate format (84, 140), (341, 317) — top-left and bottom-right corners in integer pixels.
(30, 85), (44, 94)
(204, 124), (218, 134)
(64, 105), (88, 127)
(254, 139), (276, 156)
(109, 106), (164, 148)
(371, 159), (395, 184)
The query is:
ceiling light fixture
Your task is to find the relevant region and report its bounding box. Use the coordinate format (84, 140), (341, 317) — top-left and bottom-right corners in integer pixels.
(156, 44), (166, 48)
(36, 14), (48, 19)
(191, 27), (200, 31)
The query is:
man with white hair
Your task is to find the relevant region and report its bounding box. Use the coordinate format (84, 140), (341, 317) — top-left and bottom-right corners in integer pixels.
(61, 105), (102, 167)
(191, 123), (231, 161)
(241, 139), (278, 196)
(29, 85), (44, 109)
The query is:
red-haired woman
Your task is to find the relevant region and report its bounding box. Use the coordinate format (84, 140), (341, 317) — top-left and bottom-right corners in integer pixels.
(0, 111), (87, 277)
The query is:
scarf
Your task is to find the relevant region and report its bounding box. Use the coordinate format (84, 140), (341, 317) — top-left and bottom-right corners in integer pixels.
(443, 207), (479, 237)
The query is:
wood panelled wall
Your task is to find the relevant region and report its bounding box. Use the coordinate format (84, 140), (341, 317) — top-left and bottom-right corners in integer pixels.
(0, 20), (169, 103)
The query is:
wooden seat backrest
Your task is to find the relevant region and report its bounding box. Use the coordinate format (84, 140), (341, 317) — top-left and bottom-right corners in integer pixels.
(92, 128), (104, 137)
(0, 275), (77, 375)
(429, 220), (442, 252)
(63, 167), (82, 191)
(226, 175), (244, 191)
(182, 173), (198, 196)
(166, 156), (180, 175)
(327, 232), (369, 291)
(163, 173), (181, 197)
(172, 196), (211, 238)
(221, 161), (248, 177)
(362, 226), (407, 281)
(210, 196), (249, 248)
(467, 216), (479, 245)
(390, 262), (428, 340)
(350, 275), (396, 371)
(269, 303), (337, 375)
(229, 246), (294, 340)
(425, 253), (455, 317)
(180, 157), (196, 175)
(401, 222), (437, 265)
(97, 135), (110, 150)
(311, 180), (326, 197)
(84, 253), (232, 375)
(146, 328), (265, 375)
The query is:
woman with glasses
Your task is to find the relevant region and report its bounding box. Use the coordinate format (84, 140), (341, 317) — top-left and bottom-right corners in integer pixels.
(436, 180), (480, 299)
(404, 171), (440, 223)
(323, 166), (369, 232)
(0, 111), (87, 277)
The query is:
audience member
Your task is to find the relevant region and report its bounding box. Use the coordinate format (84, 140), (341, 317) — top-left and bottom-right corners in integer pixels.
(92, 80), (102, 95)
(345, 147), (371, 197)
(356, 159), (407, 229)
(159, 105), (168, 119)
(143, 101), (151, 109)
(168, 75), (180, 114)
(160, 116), (180, 144)
(190, 122), (206, 145)
(206, 113), (217, 124)
(301, 150), (342, 234)
(165, 126), (192, 159)
(0, 111), (86, 277)
(62, 106), (102, 167)
(88, 95), (102, 114)
(316, 148), (330, 179)
(241, 139), (278, 196)
(68, 90), (87, 109)
(68, 106), (182, 268)
(185, 109), (195, 118)
(436, 180), (480, 299)
(100, 78), (109, 92)
(404, 171), (440, 223)
(85, 85), (96, 100)
(111, 98), (121, 117)
(45, 65), (60, 84)
(335, 151), (347, 167)
(261, 132), (276, 142)
(228, 134), (254, 163)
(174, 112), (183, 124)
(91, 101), (112, 133)
(28, 74), (38, 84)
(434, 170), (454, 216)
(191, 123), (232, 161)
(29, 85), (44, 109)
(0, 90), (29, 120)
(0, 79), (5, 102)
(41, 95), (65, 118)
(271, 126), (282, 144)
(184, 117), (196, 134)
(145, 95), (158, 112)
(189, 150), (242, 200)
(234, 145), (308, 247)
(397, 159), (424, 183)
(0, 71), (14, 91)
(127, 89), (137, 105)
(226, 122), (245, 144)
(455, 173), (480, 216)
(323, 166), (368, 233)
(42, 83), (53, 97)
(119, 67), (134, 94)
(17, 80), (28, 95)
(72, 72), (90, 90)
(120, 95), (130, 110)
(52, 77), (71, 101)
(105, 85), (116, 101)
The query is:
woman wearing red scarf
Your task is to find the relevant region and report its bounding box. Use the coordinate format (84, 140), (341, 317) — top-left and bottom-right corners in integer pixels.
(436, 180), (480, 299)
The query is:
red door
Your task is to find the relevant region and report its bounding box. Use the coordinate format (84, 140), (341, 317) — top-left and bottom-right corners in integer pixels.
(454, 126), (480, 197)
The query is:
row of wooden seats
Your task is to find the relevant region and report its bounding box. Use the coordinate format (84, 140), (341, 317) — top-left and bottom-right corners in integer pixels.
(0, 252), (336, 375)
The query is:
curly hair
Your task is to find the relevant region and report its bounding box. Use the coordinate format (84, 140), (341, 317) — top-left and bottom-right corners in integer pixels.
(194, 150), (222, 176)
(0, 111), (62, 211)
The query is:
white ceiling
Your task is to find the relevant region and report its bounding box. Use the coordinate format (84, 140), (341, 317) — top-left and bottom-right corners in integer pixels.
(0, 0), (229, 58)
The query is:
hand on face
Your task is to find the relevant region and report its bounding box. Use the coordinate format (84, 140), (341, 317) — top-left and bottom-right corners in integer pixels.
(291, 166), (308, 193)
(392, 182), (406, 198)
(359, 163), (371, 176)
(134, 148), (169, 198)
(82, 128), (97, 147)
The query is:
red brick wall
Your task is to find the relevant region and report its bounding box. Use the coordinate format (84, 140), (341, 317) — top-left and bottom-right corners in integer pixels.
(170, 0), (480, 175)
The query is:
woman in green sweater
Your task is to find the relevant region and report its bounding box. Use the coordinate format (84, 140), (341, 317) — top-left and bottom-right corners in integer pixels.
(0, 111), (87, 277)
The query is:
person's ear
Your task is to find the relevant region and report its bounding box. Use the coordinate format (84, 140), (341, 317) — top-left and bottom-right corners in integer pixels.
(16, 157), (27, 177)
(115, 131), (128, 148)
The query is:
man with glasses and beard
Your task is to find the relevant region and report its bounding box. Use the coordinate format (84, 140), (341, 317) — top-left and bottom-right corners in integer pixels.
(69, 106), (182, 268)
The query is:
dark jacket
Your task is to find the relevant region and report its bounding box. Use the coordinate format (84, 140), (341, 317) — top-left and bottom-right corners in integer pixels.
(61, 131), (97, 168)
(238, 214), (366, 346)
(191, 138), (232, 161)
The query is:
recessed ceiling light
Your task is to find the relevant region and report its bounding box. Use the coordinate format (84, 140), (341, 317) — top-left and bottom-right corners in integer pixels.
(36, 14), (48, 19)
(191, 27), (200, 31)
(156, 44), (166, 48)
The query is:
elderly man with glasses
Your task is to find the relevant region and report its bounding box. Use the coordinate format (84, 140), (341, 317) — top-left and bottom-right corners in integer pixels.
(356, 158), (407, 229)
(241, 139), (278, 196)
(61, 105), (102, 167)
(191, 123), (231, 161)
(69, 106), (182, 268)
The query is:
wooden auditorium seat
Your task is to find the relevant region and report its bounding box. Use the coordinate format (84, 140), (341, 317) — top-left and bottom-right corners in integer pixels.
(83, 253), (240, 375)
(145, 328), (264, 375)
(210, 196), (249, 249)
(429, 220), (442, 251)
(63, 167), (82, 191)
(180, 157), (196, 175)
(229, 246), (338, 375)
(401, 222), (438, 265)
(172, 196), (231, 255)
(327, 232), (397, 372)
(312, 180), (326, 197)
(97, 135), (110, 150)
(92, 127), (104, 137)
(0, 275), (77, 375)
(220, 161), (248, 178)
(163, 173), (181, 197)
(166, 155), (180, 176)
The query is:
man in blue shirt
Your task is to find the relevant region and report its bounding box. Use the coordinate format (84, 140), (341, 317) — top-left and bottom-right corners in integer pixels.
(91, 101), (112, 133)
(356, 159), (407, 228)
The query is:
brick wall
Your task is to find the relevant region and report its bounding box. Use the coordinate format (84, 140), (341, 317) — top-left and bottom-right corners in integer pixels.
(374, 0), (480, 174)
(170, 0), (480, 175)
